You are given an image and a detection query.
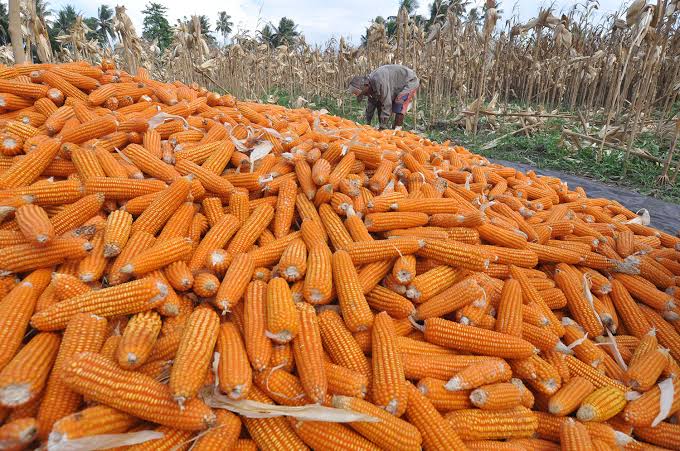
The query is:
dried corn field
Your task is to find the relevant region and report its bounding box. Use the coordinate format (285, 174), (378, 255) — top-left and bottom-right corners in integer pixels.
(1, 59), (680, 449)
(5, 1), (680, 177)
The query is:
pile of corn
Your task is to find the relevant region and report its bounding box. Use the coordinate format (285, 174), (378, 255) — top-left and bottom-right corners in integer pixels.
(0, 61), (679, 451)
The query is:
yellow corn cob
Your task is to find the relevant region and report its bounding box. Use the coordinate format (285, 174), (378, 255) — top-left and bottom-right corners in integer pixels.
(279, 238), (307, 282)
(77, 230), (106, 282)
(510, 354), (563, 395)
(318, 203), (353, 251)
(0, 138), (61, 189)
(169, 307), (220, 405)
(0, 271), (52, 369)
(625, 347), (668, 391)
(191, 272), (219, 297)
(15, 203), (54, 246)
(318, 309), (371, 377)
(0, 236), (91, 274)
(405, 381), (468, 449)
(216, 321), (252, 400)
(164, 260), (194, 292)
(365, 285), (416, 319)
(192, 409), (241, 451)
(131, 177), (191, 235)
(406, 265), (460, 302)
(50, 193), (105, 235)
(292, 420), (379, 451)
(299, 243), (333, 305)
(202, 196), (224, 226)
(241, 386), (308, 450)
(121, 237), (193, 275)
(0, 332), (60, 407)
(103, 209), (133, 257)
(292, 303), (326, 403)
(253, 367), (310, 406)
(35, 313), (107, 438)
(189, 214), (240, 272)
(345, 236), (423, 265)
(565, 355), (627, 391)
(332, 395), (422, 450)
(609, 279), (653, 339)
(632, 422), (680, 449)
(323, 360), (367, 398)
(494, 279), (523, 337)
(402, 353), (492, 380)
(445, 358), (512, 391)
(469, 382), (523, 410)
(0, 417), (38, 450)
(576, 386), (627, 422)
(445, 407), (538, 441)
(31, 277), (168, 330)
(416, 377), (472, 412)
(560, 417), (593, 451)
(226, 204), (274, 254)
(414, 276), (484, 320)
(333, 249), (373, 331)
(371, 311), (407, 415)
(424, 318), (536, 358)
(243, 281), (273, 371)
(214, 253), (254, 314)
(548, 376), (595, 416)
(265, 277), (300, 344)
(63, 352), (215, 430)
(176, 159), (234, 199)
(116, 310), (162, 369)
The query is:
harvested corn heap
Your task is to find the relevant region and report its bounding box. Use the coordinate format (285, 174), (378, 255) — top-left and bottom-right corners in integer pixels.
(0, 61), (679, 451)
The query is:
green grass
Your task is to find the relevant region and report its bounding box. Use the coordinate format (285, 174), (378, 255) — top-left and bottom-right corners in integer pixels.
(262, 90), (680, 204)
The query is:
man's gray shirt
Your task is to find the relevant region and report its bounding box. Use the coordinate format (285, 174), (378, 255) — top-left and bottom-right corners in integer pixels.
(365, 65), (419, 127)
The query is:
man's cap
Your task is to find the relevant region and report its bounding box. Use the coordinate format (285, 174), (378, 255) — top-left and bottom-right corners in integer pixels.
(349, 75), (369, 90)
(348, 76), (369, 100)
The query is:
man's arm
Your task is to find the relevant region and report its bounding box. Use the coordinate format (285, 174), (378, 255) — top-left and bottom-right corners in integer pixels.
(377, 84), (392, 129)
(365, 100), (376, 125)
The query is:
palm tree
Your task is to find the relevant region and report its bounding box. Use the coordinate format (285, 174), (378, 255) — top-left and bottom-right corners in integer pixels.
(428, 0), (449, 26)
(198, 15), (216, 45)
(51, 5), (78, 35)
(216, 11), (232, 45)
(94, 5), (114, 46)
(399, 0), (419, 15)
(258, 24), (275, 47)
(270, 17), (299, 47)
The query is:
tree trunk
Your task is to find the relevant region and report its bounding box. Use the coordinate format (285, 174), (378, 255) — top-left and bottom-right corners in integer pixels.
(8, 0), (25, 64)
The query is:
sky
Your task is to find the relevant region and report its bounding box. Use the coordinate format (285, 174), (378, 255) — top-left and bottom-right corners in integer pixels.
(58, 0), (626, 45)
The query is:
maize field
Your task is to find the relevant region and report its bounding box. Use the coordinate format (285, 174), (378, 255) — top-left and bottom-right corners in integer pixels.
(0, 60), (680, 450)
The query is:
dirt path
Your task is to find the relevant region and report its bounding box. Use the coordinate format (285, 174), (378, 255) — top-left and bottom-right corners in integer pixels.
(492, 160), (680, 235)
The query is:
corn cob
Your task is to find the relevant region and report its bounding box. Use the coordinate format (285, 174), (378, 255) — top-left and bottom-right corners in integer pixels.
(560, 417), (593, 451)
(548, 376), (595, 416)
(445, 407), (538, 441)
(0, 332), (60, 407)
(63, 352), (215, 430)
(265, 277), (299, 344)
(424, 318), (536, 358)
(332, 249), (373, 331)
(192, 410), (241, 451)
(243, 281), (273, 371)
(31, 278), (168, 330)
(169, 307), (220, 405)
(0, 269), (52, 370)
(292, 302), (326, 403)
(332, 395), (422, 450)
(241, 386), (308, 450)
(216, 321), (252, 400)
